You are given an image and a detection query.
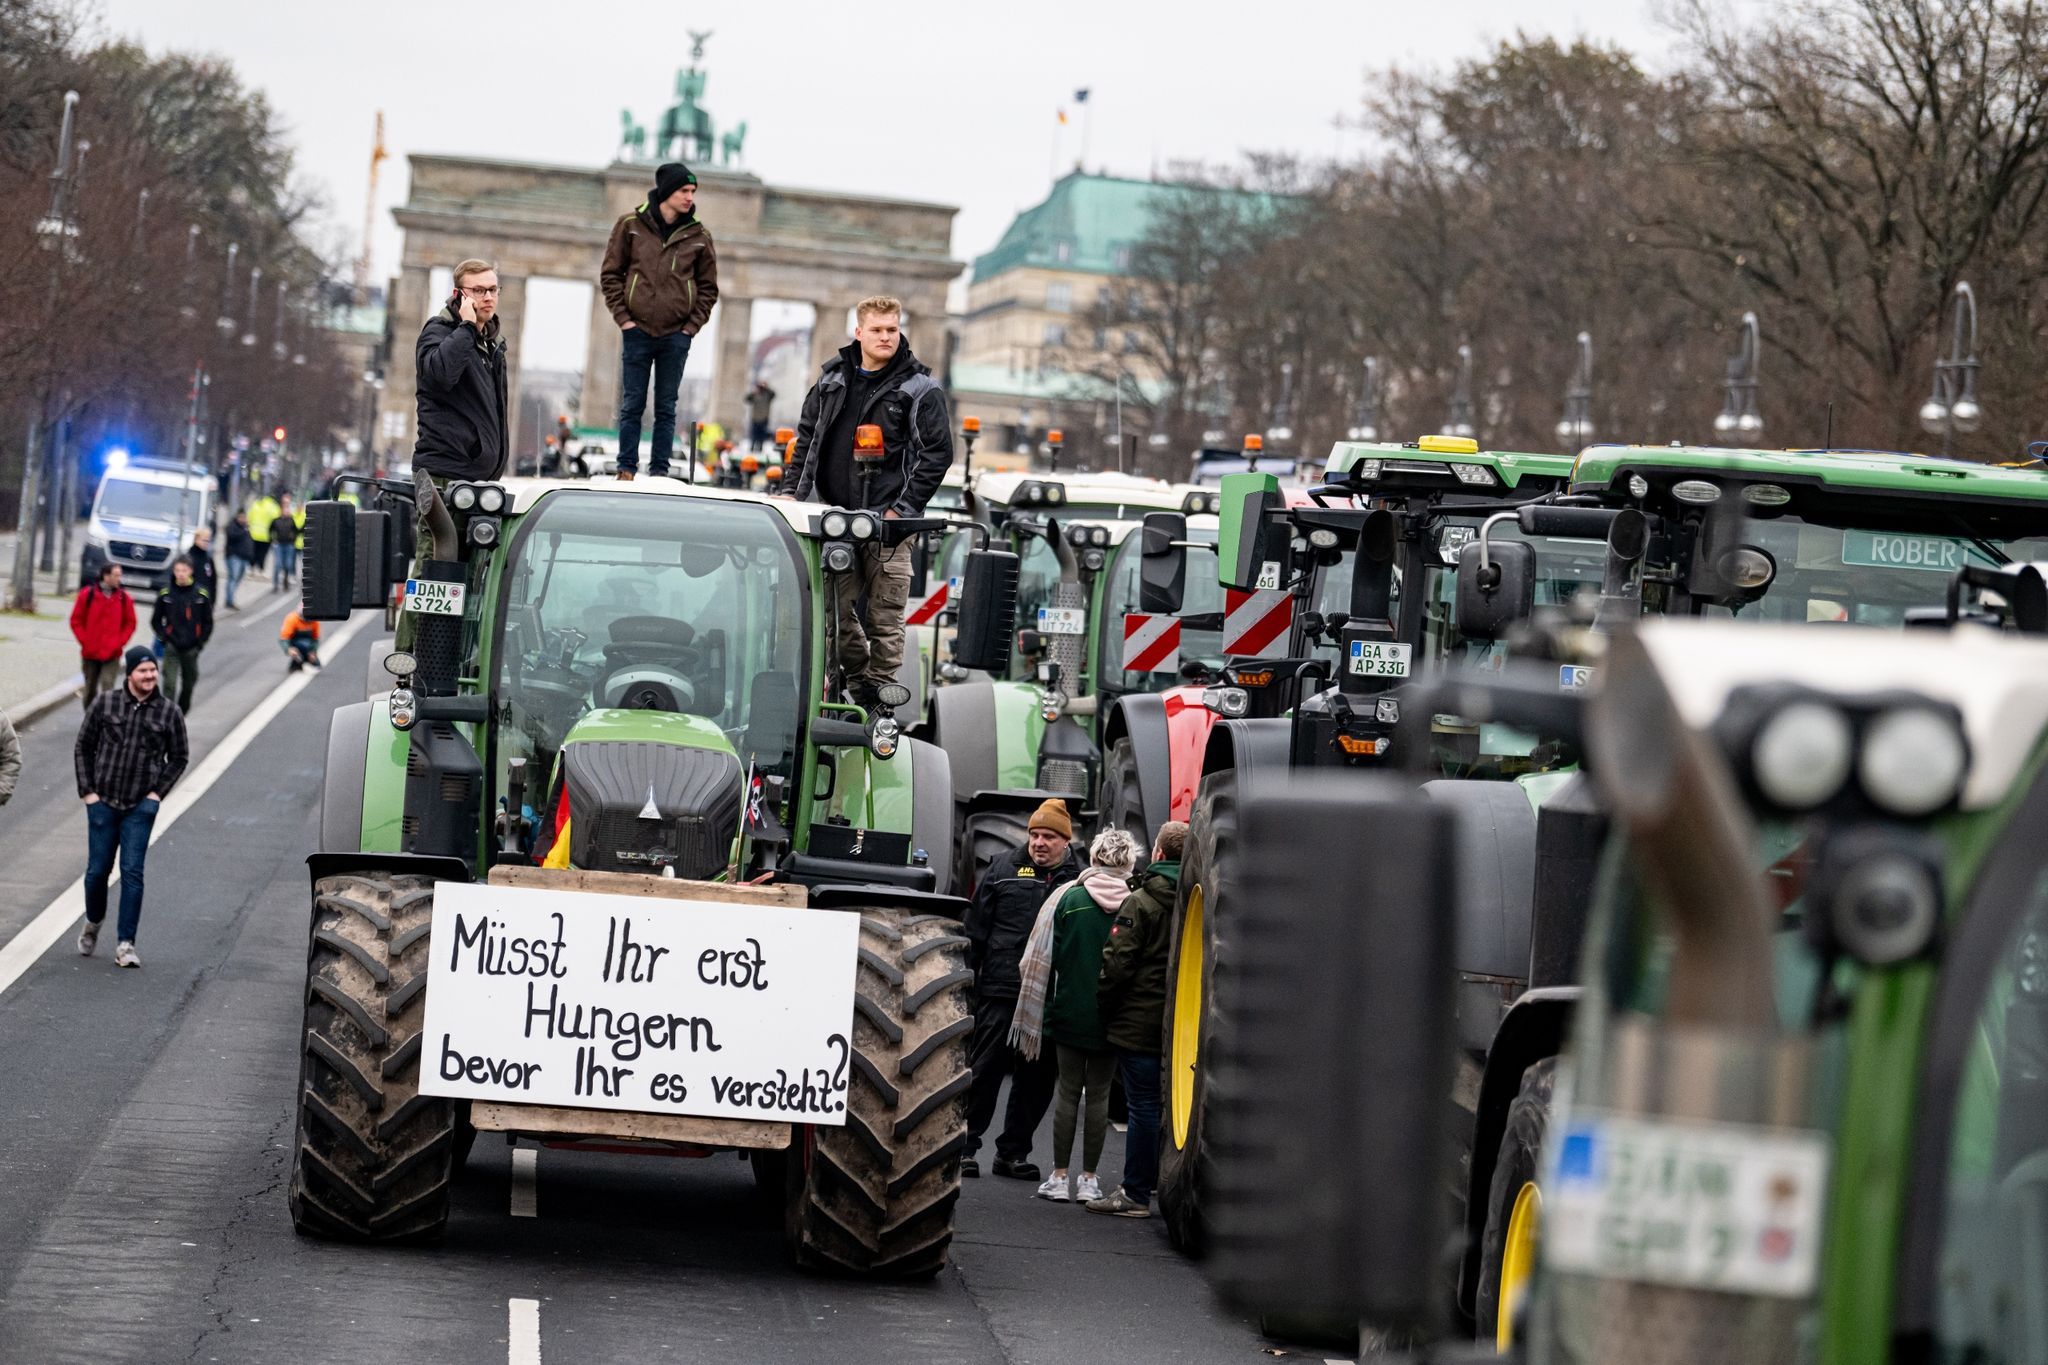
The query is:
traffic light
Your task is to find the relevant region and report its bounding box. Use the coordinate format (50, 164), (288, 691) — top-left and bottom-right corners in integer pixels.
(274, 426), (287, 442)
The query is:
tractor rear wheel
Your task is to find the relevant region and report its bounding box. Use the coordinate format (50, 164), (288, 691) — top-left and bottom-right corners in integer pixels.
(784, 908), (973, 1278)
(1157, 767), (1240, 1257)
(1099, 738), (1148, 847)
(1476, 1057), (1557, 1347)
(289, 872), (458, 1241)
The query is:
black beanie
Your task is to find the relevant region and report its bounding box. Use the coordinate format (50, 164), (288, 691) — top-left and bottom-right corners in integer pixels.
(653, 163), (697, 201)
(124, 645), (154, 673)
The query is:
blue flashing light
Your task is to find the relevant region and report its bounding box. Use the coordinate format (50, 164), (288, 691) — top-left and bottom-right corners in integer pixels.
(105, 446), (130, 469)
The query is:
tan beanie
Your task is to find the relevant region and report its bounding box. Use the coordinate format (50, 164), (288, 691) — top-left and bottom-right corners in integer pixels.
(1027, 798), (1072, 840)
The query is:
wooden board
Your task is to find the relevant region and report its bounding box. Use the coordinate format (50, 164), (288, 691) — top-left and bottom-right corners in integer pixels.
(470, 1101), (791, 1150)
(487, 864), (808, 908)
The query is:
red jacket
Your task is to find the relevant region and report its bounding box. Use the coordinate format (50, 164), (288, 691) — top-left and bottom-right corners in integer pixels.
(71, 585), (137, 662)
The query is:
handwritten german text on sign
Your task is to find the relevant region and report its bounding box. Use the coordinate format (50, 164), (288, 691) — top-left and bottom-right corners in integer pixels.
(420, 882), (858, 1125)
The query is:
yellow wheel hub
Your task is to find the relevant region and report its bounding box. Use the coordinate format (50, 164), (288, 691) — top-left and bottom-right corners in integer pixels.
(1169, 886), (1205, 1149)
(1496, 1179), (1542, 1351)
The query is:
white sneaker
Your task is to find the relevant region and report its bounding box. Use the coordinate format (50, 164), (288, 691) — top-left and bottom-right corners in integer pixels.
(78, 921), (99, 956)
(114, 940), (141, 968)
(1076, 1173), (1103, 1203)
(1035, 1174), (1071, 1202)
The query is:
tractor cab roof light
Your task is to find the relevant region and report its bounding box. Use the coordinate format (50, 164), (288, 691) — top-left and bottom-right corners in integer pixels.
(1416, 435), (1481, 455)
(1448, 462), (1497, 487)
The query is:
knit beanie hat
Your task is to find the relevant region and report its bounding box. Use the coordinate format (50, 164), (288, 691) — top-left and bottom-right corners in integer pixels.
(124, 645), (155, 673)
(1027, 798), (1072, 840)
(653, 162), (697, 201)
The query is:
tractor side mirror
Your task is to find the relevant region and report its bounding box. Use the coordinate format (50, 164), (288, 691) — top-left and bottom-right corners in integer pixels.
(1218, 471), (1285, 593)
(951, 547), (1020, 673)
(1138, 511), (1187, 614)
(1208, 773), (1460, 1334)
(300, 500), (357, 621)
(1456, 540), (1538, 641)
(351, 509), (393, 609)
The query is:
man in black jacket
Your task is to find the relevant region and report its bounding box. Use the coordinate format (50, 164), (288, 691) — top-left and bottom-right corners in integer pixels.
(960, 799), (1080, 1179)
(413, 258), (511, 489)
(150, 559), (213, 713)
(791, 296), (952, 710)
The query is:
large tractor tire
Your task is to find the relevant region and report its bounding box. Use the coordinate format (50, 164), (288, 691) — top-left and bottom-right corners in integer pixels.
(1098, 738), (1148, 848)
(1157, 767), (1240, 1257)
(954, 806), (1030, 900)
(1475, 1057), (1557, 1348)
(288, 872), (460, 1242)
(783, 908), (974, 1278)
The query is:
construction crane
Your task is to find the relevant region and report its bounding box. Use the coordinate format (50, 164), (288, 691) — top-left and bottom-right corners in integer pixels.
(354, 112), (387, 306)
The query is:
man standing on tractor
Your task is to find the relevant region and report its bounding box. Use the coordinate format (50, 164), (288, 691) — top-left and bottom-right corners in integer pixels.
(1087, 819), (1186, 1219)
(790, 295), (953, 711)
(961, 798), (1081, 1180)
(599, 162), (717, 481)
(414, 257), (512, 496)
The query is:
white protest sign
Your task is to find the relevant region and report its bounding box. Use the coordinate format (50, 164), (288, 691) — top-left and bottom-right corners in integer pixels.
(420, 882), (859, 1125)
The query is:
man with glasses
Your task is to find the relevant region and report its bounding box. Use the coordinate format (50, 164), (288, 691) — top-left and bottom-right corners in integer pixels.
(413, 257), (511, 492)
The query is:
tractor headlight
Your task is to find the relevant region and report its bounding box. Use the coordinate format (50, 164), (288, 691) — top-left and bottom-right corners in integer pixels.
(1742, 483), (1791, 508)
(1307, 528), (1340, 550)
(1090, 525), (1110, 548)
(468, 517), (500, 548)
(1066, 524), (1089, 547)
(821, 510), (850, 539)
(1829, 849), (1943, 966)
(823, 542), (856, 573)
(1202, 686), (1250, 718)
(1627, 473), (1651, 499)
(1859, 707), (1968, 817)
(1751, 700), (1855, 810)
(1081, 548), (1106, 572)
(1353, 458), (1383, 482)
(1449, 462), (1497, 487)
(1045, 484), (1066, 505)
(847, 512), (878, 541)
(869, 715), (900, 760)
(477, 485), (507, 514)
(1039, 690), (1063, 723)
(450, 483), (479, 512)
(1672, 479), (1721, 505)
(388, 686), (417, 731)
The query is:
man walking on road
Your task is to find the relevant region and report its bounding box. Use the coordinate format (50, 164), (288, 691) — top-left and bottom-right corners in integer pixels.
(270, 494), (300, 591)
(186, 527), (217, 602)
(151, 559), (214, 713)
(1086, 820), (1186, 1219)
(222, 511), (255, 611)
(74, 645), (189, 968)
(246, 489), (280, 576)
(790, 296), (953, 711)
(70, 563), (137, 709)
(961, 798), (1081, 1180)
(599, 163), (717, 480)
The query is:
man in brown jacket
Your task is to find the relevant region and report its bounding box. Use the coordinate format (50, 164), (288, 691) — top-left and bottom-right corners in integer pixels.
(599, 162), (718, 479)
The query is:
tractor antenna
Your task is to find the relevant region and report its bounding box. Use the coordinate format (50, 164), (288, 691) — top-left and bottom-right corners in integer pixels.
(1824, 401), (1834, 452)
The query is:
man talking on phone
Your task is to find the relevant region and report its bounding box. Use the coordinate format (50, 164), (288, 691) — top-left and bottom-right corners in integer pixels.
(414, 257), (511, 493)
(599, 163), (717, 480)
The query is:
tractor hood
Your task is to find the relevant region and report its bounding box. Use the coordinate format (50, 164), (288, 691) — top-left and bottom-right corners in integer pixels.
(558, 709), (744, 878)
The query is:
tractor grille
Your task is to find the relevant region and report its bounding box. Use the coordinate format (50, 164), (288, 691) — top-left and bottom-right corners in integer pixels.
(1038, 758), (1091, 798)
(110, 540), (171, 564)
(567, 741), (743, 880)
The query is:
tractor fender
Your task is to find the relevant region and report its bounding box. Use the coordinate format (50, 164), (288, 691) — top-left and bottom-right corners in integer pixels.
(1456, 986), (1580, 1320)
(907, 738), (956, 897)
(1101, 692), (1174, 836)
(929, 680), (999, 805)
(1198, 715), (1293, 794)
(320, 702), (373, 854)
(1422, 778), (1538, 985)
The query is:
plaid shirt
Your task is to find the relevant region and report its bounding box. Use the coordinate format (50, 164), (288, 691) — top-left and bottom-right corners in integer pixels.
(74, 683), (188, 808)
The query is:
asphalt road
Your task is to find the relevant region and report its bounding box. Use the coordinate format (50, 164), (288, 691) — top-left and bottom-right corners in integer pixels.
(0, 588), (1286, 1365)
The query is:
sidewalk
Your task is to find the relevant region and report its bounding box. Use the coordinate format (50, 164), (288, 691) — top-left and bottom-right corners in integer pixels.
(0, 520), (140, 730)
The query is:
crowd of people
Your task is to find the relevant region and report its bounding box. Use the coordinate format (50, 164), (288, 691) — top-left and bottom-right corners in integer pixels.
(963, 798), (1187, 1220)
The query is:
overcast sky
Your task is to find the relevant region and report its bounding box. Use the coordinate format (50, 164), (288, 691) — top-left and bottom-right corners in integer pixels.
(96, 0), (1678, 370)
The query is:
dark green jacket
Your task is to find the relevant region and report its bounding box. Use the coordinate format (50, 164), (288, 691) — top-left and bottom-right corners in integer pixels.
(1098, 860), (1179, 1054)
(1042, 880), (1119, 1051)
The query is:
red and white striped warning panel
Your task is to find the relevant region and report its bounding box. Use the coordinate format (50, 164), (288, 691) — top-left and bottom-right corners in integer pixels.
(1121, 613), (1182, 673)
(1222, 588), (1293, 657)
(905, 579), (952, 627)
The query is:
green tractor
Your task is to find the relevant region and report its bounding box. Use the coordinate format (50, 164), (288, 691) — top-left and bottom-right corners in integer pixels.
(288, 471), (1022, 1276)
(1197, 602), (2048, 1365)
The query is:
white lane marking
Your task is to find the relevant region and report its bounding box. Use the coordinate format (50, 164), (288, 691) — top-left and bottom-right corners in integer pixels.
(508, 1297), (541, 1365)
(0, 611), (373, 998)
(510, 1146), (538, 1217)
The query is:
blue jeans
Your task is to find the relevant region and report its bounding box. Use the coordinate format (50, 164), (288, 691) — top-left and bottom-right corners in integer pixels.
(85, 799), (159, 943)
(617, 328), (692, 475)
(273, 541), (298, 588)
(224, 555), (248, 606)
(1115, 1047), (1162, 1205)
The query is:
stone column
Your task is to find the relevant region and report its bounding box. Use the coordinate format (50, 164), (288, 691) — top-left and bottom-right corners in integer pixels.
(377, 264), (432, 464)
(580, 287), (621, 436)
(710, 295), (753, 432)
(809, 299), (849, 378)
(494, 272), (528, 473)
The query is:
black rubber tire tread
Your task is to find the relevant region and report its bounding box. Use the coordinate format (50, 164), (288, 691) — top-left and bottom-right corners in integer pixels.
(288, 872), (456, 1242)
(1099, 738), (1149, 847)
(954, 808), (1031, 901)
(785, 908), (971, 1279)
(1475, 1057), (1556, 1344)
(1157, 767), (1238, 1258)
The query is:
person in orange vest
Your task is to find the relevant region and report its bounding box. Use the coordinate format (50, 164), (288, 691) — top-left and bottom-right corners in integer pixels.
(279, 610), (321, 672)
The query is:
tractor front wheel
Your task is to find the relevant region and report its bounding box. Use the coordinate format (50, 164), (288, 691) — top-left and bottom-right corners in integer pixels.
(783, 908), (973, 1278)
(288, 872), (458, 1241)
(1476, 1058), (1557, 1347)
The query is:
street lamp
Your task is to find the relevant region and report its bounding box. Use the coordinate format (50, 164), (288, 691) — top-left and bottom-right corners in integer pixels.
(1444, 343), (1476, 439)
(1265, 361), (1295, 446)
(242, 265), (261, 346)
(1713, 311), (1763, 443)
(1919, 281), (1981, 456)
(179, 225), (200, 319)
(1555, 331), (1594, 450)
(1347, 356), (1380, 441)
(218, 243), (239, 334)
(273, 279), (289, 361)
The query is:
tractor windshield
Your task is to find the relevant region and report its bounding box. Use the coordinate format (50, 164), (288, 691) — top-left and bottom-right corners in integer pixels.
(490, 492), (808, 802)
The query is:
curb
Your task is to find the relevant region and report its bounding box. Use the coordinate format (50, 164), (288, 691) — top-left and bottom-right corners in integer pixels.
(5, 674), (83, 734)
